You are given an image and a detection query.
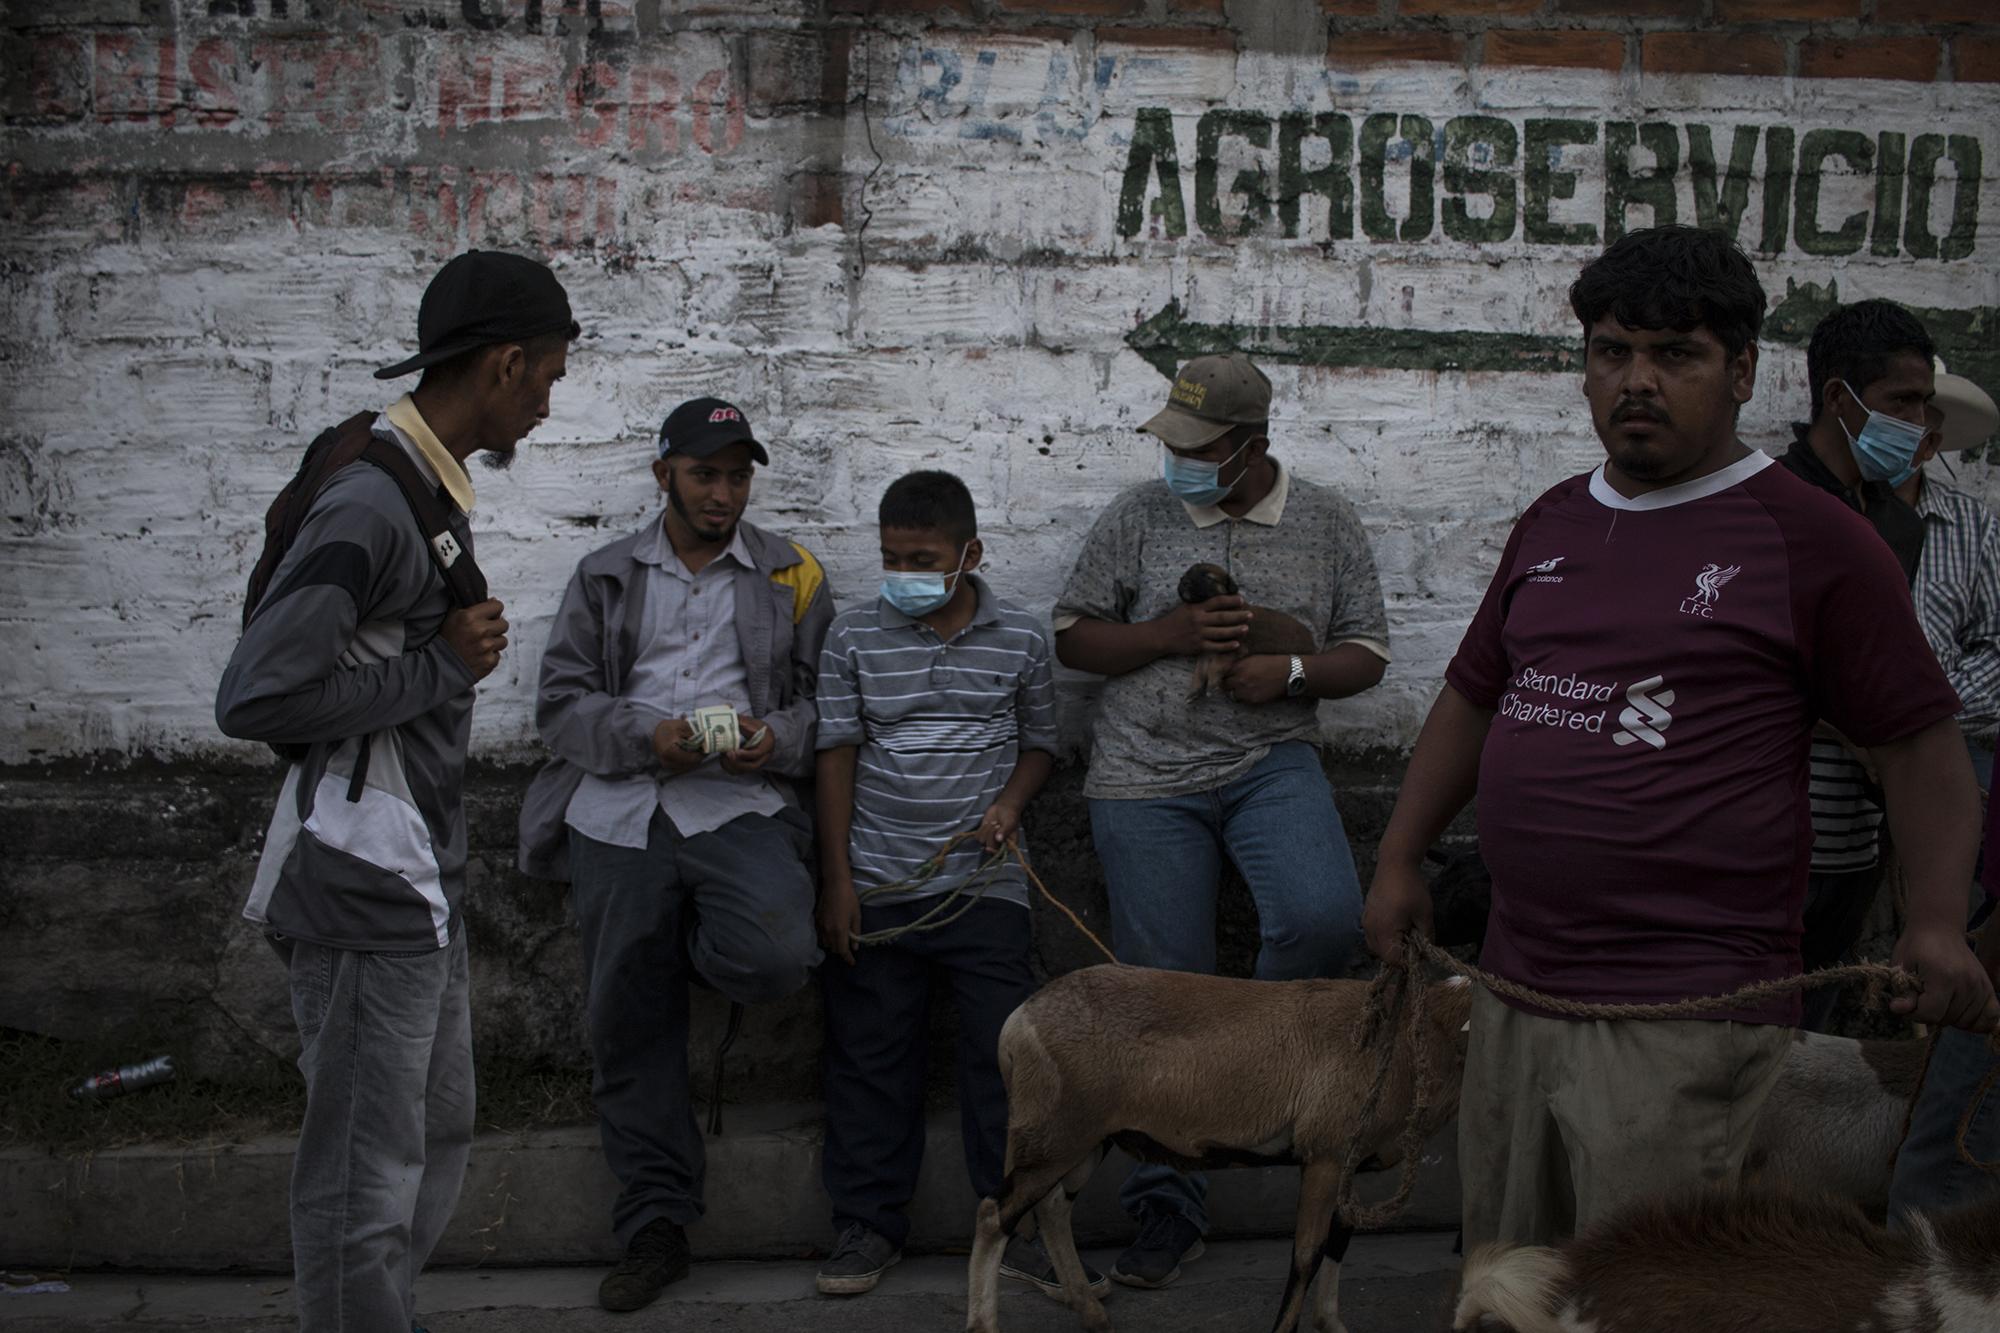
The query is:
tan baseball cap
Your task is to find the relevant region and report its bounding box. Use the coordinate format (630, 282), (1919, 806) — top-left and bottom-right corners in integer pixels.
(1140, 354), (1273, 450)
(1932, 357), (1998, 453)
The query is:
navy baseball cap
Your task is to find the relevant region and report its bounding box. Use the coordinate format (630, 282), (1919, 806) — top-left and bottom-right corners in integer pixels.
(375, 250), (580, 380)
(658, 397), (770, 464)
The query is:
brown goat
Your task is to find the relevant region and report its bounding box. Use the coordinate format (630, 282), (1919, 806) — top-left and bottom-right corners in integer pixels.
(1452, 1185), (2000, 1333)
(964, 966), (1473, 1333)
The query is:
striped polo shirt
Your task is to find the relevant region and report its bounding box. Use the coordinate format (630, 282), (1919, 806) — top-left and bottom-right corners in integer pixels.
(816, 575), (1059, 908)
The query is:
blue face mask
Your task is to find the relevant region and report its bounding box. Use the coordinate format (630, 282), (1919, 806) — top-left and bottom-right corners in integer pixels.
(1835, 379), (1929, 486)
(1161, 440), (1250, 507)
(880, 548), (967, 618)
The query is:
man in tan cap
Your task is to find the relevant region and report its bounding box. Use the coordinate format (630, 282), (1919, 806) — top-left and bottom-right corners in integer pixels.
(1052, 353), (1388, 1286)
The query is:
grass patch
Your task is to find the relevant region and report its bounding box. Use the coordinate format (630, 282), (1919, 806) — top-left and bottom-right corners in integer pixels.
(0, 1028), (596, 1156)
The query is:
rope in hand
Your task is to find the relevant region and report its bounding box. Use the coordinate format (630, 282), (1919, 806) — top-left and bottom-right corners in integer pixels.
(850, 830), (1118, 965)
(1329, 930), (1951, 1228)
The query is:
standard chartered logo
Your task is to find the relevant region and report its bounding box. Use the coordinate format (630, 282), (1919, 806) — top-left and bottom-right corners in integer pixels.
(1611, 675), (1675, 750)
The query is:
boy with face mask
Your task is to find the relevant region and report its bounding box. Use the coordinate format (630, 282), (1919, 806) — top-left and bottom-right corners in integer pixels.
(812, 470), (1089, 1299)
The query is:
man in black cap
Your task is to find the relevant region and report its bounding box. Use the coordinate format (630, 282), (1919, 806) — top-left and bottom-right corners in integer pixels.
(217, 249), (577, 1332)
(519, 397), (831, 1312)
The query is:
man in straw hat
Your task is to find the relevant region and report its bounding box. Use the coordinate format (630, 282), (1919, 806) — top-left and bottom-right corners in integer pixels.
(1886, 358), (2000, 1220)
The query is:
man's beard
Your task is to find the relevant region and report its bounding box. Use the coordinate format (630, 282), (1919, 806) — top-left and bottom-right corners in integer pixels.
(668, 475), (733, 544)
(479, 443), (516, 472)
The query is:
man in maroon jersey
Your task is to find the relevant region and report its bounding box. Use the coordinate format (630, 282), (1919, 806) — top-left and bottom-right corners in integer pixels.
(1363, 225), (1997, 1250)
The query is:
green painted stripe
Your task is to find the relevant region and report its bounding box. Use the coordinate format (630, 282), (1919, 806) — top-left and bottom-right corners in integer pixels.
(1126, 281), (1997, 413)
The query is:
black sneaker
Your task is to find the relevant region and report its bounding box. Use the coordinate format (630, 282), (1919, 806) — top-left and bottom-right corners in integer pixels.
(999, 1234), (1111, 1299)
(1109, 1211), (1204, 1289)
(816, 1223), (902, 1295)
(598, 1218), (691, 1312)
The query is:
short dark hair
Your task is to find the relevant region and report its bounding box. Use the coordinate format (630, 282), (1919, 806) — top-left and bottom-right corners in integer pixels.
(1804, 299), (1936, 423)
(1569, 225), (1768, 361)
(880, 470), (977, 544)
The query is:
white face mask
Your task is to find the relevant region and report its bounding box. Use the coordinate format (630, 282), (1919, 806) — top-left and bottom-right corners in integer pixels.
(1834, 379), (1929, 486)
(1162, 440), (1250, 506)
(879, 546), (968, 617)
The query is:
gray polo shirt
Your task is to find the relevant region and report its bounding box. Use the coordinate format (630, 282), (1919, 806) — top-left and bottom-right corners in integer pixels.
(816, 576), (1058, 908)
(565, 519), (785, 846)
(1054, 460), (1388, 800)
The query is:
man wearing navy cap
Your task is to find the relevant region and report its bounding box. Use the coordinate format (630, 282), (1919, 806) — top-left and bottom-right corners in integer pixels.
(520, 397), (831, 1311)
(217, 249), (576, 1332)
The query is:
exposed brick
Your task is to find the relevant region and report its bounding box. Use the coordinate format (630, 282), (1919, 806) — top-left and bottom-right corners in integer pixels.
(1484, 29), (1625, 71)
(1094, 25), (1238, 50)
(1713, 0), (1860, 17)
(1327, 30), (1465, 65)
(790, 170), (844, 229)
(1642, 32), (1786, 76)
(828, 0), (975, 13)
(2, 34), (91, 123)
(992, 0), (1141, 15)
(1398, 0), (1541, 14)
(1322, 0), (1383, 14)
(1952, 35), (2000, 81)
(1553, 0), (1701, 14)
(1875, 0), (1996, 21)
(1799, 36), (1939, 80)
(1171, 0), (1228, 14)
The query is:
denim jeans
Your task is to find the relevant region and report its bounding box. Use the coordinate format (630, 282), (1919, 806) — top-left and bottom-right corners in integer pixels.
(821, 898), (1035, 1248)
(1088, 740), (1365, 1232)
(569, 808), (821, 1245)
(1887, 901), (2000, 1224)
(278, 929), (473, 1333)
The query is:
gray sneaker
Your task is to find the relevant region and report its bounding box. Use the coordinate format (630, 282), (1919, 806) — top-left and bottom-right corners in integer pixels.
(816, 1223), (901, 1296)
(999, 1234), (1111, 1299)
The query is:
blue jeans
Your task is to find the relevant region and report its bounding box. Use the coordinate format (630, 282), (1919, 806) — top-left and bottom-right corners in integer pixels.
(1887, 898), (2000, 1223)
(277, 930), (473, 1333)
(821, 898), (1035, 1248)
(1088, 740), (1365, 1232)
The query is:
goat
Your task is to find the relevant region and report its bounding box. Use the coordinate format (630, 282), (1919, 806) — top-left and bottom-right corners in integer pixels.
(1451, 1185), (2000, 1333)
(1745, 1028), (1928, 1216)
(1177, 563), (1316, 700)
(964, 965), (1473, 1333)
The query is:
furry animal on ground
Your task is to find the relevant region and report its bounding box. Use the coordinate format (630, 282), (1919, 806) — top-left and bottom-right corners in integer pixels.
(1451, 1185), (2000, 1333)
(964, 966), (1474, 1333)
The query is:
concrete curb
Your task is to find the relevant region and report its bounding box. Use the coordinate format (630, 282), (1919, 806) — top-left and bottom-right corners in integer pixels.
(0, 1106), (1460, 1272)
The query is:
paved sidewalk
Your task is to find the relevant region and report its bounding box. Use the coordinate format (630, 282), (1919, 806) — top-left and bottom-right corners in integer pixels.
(4, 1232), (1461, 1332)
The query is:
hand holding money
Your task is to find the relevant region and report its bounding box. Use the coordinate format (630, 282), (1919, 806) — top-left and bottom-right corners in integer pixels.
(720, 714), (774, 775)
(685, 705), (743, 755)
(652, 718), (705, 774)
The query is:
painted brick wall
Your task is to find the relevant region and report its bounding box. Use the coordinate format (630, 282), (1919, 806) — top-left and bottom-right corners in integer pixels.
(4, 0), (1998, 765)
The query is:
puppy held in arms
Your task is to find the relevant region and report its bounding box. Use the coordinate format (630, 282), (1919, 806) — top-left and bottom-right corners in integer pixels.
(1178, 562), (1315, 701)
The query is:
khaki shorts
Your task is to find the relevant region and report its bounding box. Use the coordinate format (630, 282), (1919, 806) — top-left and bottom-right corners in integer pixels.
(1458, 985), (1790, 1249)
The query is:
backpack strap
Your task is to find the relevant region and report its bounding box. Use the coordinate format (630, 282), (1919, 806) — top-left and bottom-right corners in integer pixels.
(358, 436), (489, 608)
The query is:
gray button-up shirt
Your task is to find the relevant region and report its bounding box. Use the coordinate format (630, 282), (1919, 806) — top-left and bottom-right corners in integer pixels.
(564, 519), (785, 845)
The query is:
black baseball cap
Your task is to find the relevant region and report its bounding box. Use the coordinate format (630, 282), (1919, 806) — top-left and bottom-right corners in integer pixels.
(375, 250), (580, 380)
(657, 397), (770, 464)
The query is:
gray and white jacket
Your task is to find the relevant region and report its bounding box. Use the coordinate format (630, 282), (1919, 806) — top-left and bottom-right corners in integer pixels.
(217, 423), (478, 951)
(516, 515), (833, 880)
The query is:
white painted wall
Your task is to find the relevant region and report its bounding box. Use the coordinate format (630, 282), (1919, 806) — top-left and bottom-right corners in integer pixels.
(3, 29), (1996, 763)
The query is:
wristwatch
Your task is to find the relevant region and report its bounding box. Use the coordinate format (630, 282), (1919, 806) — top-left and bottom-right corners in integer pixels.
(1285, 655), (1307, 698)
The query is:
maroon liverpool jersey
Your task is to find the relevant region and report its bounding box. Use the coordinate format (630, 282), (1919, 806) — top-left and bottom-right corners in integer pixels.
(1445, 451), (1959, 1024)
